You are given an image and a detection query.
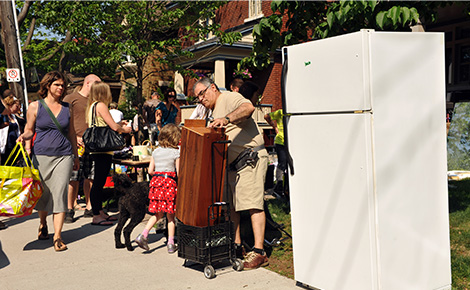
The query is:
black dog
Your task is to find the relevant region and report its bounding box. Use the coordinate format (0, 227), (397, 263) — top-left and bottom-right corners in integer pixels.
(113, 174), (149, 251)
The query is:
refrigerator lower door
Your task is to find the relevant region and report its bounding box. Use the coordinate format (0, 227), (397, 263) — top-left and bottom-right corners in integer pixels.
(287, 113), (377, 290)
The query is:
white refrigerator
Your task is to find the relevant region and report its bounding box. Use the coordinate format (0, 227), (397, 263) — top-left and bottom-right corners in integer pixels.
(282, 30), (451, 290)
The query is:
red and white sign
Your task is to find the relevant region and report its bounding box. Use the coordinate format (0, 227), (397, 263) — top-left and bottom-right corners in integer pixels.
(6, 68), (20, 82)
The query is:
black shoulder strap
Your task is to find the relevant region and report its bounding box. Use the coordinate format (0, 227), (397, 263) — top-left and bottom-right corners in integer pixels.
(39, 99), (67, 138)
(90, 101), (102, 127)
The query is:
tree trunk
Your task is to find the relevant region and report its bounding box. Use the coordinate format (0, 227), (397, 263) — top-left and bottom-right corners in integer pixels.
(17, 0), (33, 28)
(0, 1), (25, 103)
(58, 30), (72, 72)
(23, 17), (36, 50)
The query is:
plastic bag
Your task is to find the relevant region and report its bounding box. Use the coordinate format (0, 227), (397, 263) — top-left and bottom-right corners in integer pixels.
(0, 143), (43, 217)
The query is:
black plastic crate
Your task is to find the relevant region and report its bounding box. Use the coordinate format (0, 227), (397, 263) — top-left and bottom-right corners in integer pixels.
(178, 221), (233, 263)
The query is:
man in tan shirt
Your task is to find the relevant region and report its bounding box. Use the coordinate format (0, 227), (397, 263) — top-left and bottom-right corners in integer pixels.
(63, 74), (101, 223)
(194, 77), (269, 270)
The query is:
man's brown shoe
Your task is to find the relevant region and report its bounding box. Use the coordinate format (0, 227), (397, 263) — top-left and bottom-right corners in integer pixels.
(243, 251), (269, 270)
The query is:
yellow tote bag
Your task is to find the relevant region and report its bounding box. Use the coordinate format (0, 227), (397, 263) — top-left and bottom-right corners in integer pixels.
(0, 142), (42, 217)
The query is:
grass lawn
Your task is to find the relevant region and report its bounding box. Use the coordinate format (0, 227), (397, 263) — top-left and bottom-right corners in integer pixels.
(266, 181), (470, 289)
(265, 198), (294, 279)
(450, 207), (470, 289)
(449, 179), (470, 289)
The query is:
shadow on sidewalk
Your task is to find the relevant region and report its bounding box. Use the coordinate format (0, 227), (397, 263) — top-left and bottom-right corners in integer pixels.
(22, 221), (118, 251)
(0, 211), (38, 228)
(20, 212), (120, 251)
(0, 241), (10, 269)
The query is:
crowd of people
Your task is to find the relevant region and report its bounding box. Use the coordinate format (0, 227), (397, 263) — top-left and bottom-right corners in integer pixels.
(0, 71), (278, 271)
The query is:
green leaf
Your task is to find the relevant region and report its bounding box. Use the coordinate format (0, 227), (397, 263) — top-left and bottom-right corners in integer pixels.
(335, 11), (343, 24)
(342, 3), (351, 17)
(369, 0), (377, 11)
(321, 28), (329, 39)
(376, 11), (386, 30)
(271, 0), (282, 12)
(410, 7), (420, 23)
(327, 12), (335, 29)
(387, 6), (400, 27)
(253, 23), (261, 37)
(401, 7), (411, 26)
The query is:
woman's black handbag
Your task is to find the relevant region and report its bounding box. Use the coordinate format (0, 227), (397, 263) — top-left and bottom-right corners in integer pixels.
(82, 102), (125, 152)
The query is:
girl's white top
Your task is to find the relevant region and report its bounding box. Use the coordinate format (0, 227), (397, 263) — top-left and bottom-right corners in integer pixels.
(152, 146), (180, 172)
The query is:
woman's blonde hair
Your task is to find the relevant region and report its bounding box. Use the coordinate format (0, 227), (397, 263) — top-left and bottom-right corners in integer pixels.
(86, 81), (112, 122)
(3, 95), (21, 107)
(158, 123), (181, 149)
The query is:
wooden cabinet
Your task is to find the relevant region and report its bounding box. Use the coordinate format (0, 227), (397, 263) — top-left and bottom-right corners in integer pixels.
(176, 120), (228, 226)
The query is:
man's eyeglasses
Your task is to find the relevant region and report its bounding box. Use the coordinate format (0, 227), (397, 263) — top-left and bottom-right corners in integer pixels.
(196, 85), (211, 99)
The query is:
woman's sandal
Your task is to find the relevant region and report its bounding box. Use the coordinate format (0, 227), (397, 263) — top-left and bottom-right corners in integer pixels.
(53, 238), (68, 252)
(38, 225), (49, 240)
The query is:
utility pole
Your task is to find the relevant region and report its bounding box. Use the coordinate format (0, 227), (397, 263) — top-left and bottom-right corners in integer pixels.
(0, 1), (26, 104)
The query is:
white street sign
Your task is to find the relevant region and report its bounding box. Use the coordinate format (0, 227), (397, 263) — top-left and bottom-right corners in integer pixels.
(6, 68), (20, 82)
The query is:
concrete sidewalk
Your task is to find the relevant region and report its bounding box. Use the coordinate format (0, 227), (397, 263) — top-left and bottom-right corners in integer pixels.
(0, 210), (298, 290)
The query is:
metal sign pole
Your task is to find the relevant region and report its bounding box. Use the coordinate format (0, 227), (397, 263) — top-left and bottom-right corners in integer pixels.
(11, 0), (29, 109)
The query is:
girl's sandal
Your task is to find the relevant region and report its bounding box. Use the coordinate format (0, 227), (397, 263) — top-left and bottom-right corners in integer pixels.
(53, 238), (68, 252)
(74, 204), (86, 211)
(38, 225), (49, 240)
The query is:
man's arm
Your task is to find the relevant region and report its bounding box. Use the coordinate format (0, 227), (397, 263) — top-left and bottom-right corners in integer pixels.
(209, 102), (255, 128)
(264, 113), (279, 135)
(155, 109), (163, 131)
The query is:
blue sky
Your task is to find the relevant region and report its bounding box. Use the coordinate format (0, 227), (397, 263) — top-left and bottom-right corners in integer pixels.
(35, 25), (63, 41)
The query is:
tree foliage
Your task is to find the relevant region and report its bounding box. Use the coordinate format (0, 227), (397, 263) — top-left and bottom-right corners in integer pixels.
(1, 1), (241, 103)
(242, 0), (451, 70)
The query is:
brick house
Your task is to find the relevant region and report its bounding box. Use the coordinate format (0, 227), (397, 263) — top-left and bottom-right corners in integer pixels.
(173, 0), (283, 112)
(140, 1), (470, 124)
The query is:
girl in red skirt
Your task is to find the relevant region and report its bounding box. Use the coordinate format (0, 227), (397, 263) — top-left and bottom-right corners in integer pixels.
(135, 123), (181, 253)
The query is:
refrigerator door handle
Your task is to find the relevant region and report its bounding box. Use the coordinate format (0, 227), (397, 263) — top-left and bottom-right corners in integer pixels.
(281, 47), (288, 115)
(282, 49), (294, 175)
(286, 146), (294, 175)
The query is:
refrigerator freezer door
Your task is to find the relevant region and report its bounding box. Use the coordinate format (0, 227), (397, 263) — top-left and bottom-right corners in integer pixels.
(283, 30), (371, 114)
(287, 113), (378, 290)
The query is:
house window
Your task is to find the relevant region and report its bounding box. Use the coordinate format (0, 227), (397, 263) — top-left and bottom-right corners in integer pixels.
(246, 0), (263, 22)
(196, 18), (214, 44)
(457, 44), (470, 83)
(430, 21), (470, 86)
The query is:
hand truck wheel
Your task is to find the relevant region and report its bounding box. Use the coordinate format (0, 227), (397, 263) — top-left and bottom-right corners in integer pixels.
(204, 265), (216, 279)
(232, 258), (244, 271)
